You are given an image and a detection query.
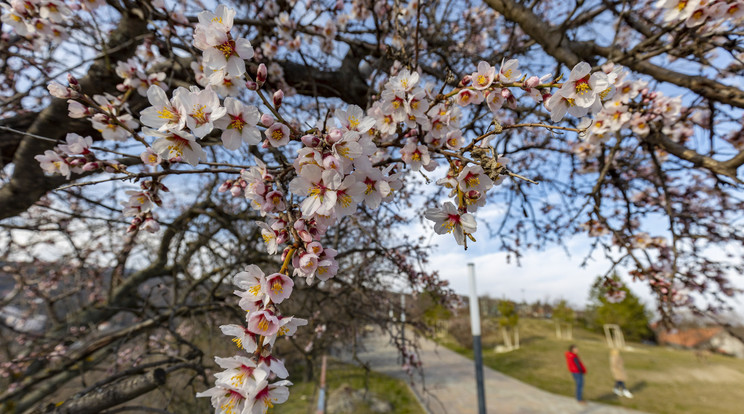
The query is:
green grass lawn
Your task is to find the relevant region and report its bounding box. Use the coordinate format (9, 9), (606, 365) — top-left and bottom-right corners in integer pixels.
(438, 318), (744, 414)
(281, 359), (425, 414)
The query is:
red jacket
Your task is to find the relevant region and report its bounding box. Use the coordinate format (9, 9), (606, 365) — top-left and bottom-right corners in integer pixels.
(565, 351), (586, 374)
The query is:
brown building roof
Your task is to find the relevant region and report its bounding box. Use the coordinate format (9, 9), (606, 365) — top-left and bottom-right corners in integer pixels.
(657, 326), (724, 348)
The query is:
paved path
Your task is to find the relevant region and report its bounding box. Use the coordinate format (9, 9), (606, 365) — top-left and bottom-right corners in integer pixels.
(345, 331), (648, 414)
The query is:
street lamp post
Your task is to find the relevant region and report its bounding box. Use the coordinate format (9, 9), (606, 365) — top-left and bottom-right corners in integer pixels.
(468, 263), (487, 414)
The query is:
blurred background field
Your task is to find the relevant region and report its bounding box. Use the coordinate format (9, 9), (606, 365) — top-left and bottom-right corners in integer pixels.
(438, 317), (744, 414)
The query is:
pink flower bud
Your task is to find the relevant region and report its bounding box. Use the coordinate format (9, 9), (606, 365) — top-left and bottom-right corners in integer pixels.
(82, 161), (100, 171)
(151, 194), (163, 206)
(48, 82), (71, 99)
(326, 128), (343, 144)
(142, 218), (160, 233)
(246, 81), (258, 90)
(525, 75), (540, 88)
(262, 140), (270, 148)
(256, 63), (267, 85)
(261, 113), (275, 127)
(307, 241), (324, 255)
(294, 219), (306, 231)
(68, 158), (86, 167)
(322, 155), (340, 170)
(218, 180), (232, 193)
(282, 246), (292, 261)
(273, 90), (284, 107)
(230, 184), (243, 197)
(67, 73), (78, 86)
(501, 88), (512, 99)
(460, 75), (472, 86)
(466, 189), (481, 199)
(127, 216), (143, 233)
(276, 232), (288, 244)
(301, 134), (320, 147)
(542, 93), (552, 109)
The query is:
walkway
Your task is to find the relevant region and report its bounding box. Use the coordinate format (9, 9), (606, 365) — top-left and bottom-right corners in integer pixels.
(347, 331), (649, 414)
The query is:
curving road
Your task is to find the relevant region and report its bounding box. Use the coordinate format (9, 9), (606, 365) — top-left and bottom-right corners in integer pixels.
(346, 330), (649, 414)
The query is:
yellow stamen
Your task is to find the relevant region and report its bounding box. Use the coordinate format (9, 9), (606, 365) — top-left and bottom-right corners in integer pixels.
(229, 117), (246, 131)
(348, 116), (360, 129)
(232, 337), (243, 349)
(338, 193), (352, 208)
(263, 397), (274, 409)
(248, 285), (261, 296)
(191, 105), (208, 125)
(157, 107), (178, 121)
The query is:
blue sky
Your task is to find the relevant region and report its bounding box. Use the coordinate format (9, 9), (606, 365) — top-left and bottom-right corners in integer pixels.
(414, 205), (744, 318)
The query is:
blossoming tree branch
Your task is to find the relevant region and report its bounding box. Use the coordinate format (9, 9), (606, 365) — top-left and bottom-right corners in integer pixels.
(0, 0), (743, 412)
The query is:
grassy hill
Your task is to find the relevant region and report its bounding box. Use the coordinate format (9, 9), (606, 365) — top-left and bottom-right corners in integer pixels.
(438, 317), (744, 414)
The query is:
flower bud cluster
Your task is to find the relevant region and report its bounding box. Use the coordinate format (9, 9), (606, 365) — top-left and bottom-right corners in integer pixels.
(57, 85), (140, 142)
(198, 264), (306, 413)
(656, 0), (744, 30)
(0, 0), (77, 44)
(114, 42), (169, 97)
(36, 6), (637, 410)
(33, 133), (97, 179)
(192, 5), (255, 95)
(122, 180), (168, 233)
(573, 64), (687, 163)
(546, 62), (615, 122)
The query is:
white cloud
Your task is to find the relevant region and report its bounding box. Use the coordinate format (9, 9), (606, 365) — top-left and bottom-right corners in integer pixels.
(427, 238), (614, 308)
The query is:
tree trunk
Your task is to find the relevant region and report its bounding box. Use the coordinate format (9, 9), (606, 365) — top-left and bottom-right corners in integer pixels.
(502, 327), (512, 349)
(304, 355), (315, 382)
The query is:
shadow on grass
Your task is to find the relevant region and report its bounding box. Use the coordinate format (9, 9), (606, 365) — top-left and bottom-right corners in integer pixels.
(518, 335), (547, 346)
(594, 380), (648, 402)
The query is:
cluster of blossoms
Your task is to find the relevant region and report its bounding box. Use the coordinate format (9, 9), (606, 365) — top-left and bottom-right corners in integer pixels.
(136, 6), (263, 167)
(253, 1), (376, 60)
(33, 131), (160, 235)
(48, 76), (140, 142)
(545, 62), (615, 122)
(0, 0), (77, 43)
(34, 132), (98, 179)
(190, 5), (255, 97)
(573, 63), (686, 165)
(36, 3), (631, 409)
(656, 0), (744, 29)
(114, 42), (169, 97)
(197, 265), (305, 414)
(185, 7), (399, 411)
(121, 180), (168, 233)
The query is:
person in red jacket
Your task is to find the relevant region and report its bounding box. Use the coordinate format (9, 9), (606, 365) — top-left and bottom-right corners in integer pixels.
(565, 344), (587, 403)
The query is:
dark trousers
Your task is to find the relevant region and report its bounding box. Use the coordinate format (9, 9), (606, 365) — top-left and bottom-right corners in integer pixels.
(572, 372), (584, 401)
